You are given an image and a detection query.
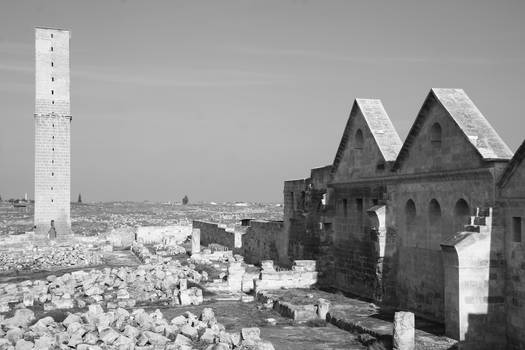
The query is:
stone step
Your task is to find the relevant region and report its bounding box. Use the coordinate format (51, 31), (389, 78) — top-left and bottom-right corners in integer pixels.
(472, 216), (487, 226)
(465, 225), (480, 233)
(475, 207), (492, 218)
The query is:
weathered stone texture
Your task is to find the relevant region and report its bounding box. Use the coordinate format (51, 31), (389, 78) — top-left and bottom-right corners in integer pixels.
(240, 220), (282, 265)
(283, 88), (519, 349)
(34, 27), (72, 237)
(498, 142), (525, 349)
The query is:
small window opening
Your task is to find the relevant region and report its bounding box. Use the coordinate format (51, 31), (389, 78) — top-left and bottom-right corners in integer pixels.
(429, 199), (442, 224)
(52, 101), (54, 104)
(51, 62), (54, 67)
(355, 129), (364, 150)
(513, 217), (522, 243)
(51, 90), (54, 95)
(52, 124), (54, 127)
(430, 123), (442, 148)
(50, 33), (53, 38)
(356, 198), (364, 214)
(52, 136), (54, 139)
(50, 46), (53, 51)
(51, 172), (54, 176)
(51, 160), (54, 164)
(51, 187), (53, 190)
(52, 148), (54, 151)
(405, 199), (416, 226)
(342, 199), (348, 217)
(51, 77), (54, 82)
(51, 199), (54, 203)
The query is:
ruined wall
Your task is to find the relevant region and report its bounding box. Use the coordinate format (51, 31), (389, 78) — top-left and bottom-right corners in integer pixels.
(282, 179), (308, 265)
(240, 220), (283, 265)
(498, 156), (525, 349)
(330, 183), (388, 300)
(34, 28), (72, 237)
(193, 220), (284, 266)
(136, 225), (192, 245)
(192, 221), (236, 249)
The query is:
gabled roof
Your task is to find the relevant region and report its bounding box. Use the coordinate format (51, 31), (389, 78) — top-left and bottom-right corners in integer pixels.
(393, 89), (512, 170)
(498, 139), (525, 188)
(332, 99), (402, 173)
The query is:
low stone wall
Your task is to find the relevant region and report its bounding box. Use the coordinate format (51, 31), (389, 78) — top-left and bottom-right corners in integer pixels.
(254, 260), (318, 292)
(193, 220), (284, 266)
(136, 224), (192, 245)
(192, 221), (240, 250)
(256, 290), (329, 322)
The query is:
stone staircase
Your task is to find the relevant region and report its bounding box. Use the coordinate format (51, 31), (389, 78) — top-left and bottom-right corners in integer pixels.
(464, 207), (492, 234)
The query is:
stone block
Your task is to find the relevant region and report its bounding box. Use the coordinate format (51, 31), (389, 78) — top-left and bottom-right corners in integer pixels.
(393, 311), (414, 350)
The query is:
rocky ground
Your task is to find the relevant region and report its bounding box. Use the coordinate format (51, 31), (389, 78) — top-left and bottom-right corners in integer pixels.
(0, 305), (275, 350)
(0, 202), (283, 236)
(0, 239), (281, 350)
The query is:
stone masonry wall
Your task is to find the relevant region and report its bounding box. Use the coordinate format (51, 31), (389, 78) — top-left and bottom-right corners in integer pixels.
(192, 221), (236, 250)
(499, 156), (525, 349)
(283, 179), (308, 265)
(34, 27), (71, 237)
(193, 219), (285, 266)
(392, 173), (496, 322)
(240, 220), (283, 265)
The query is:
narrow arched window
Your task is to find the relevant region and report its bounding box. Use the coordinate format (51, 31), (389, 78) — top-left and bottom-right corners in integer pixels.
(429, 199), (442, 224)
(355, 129), (364, 150)
(430, 123), (442, 148)
(454, 199), (470, 231)
(405, 199), (416, 226)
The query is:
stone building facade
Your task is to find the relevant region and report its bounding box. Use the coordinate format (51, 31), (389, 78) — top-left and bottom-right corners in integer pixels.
(34, 27), (72, 237)
(283, 88), (525, 349)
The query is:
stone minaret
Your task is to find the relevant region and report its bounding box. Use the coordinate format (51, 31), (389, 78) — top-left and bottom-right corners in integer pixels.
(34, 27), (72, 237)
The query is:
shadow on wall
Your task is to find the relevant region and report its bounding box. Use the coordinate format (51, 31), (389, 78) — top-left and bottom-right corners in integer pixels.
(441, 207), (506, 350)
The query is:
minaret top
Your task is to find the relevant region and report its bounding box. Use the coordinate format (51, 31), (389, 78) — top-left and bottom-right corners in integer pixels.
(35, 27), (71, 117)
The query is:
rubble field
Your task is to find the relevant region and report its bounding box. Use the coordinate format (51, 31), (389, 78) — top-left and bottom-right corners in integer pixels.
(0, 239), (365, 350)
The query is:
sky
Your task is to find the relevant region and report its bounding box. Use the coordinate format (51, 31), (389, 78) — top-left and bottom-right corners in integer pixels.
(1, 0), (524, 203)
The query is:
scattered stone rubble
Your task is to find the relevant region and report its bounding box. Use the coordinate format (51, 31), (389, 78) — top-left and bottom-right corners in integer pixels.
(0, 245), (103, 273)
(0, 261), (208, 314)
(0, 306), (275, 350)
(131, 242), (187, 264)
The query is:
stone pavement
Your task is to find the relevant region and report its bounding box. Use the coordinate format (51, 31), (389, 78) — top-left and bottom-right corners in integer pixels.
(327, 297), (457, 350)
(255, 288), (457, 350)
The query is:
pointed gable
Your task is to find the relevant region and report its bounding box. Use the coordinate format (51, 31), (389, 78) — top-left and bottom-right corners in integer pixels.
(393, 88), (512, 172)
(499, 140), (525, 196)
(331, 99), (402, 183)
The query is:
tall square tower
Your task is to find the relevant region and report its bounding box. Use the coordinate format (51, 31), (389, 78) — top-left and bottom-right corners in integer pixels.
(34, 27), (72, 237)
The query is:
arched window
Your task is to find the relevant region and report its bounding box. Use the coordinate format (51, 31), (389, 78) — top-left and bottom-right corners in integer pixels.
(454, 199), (470, 230)
(428, 199), (442, 224)
(405, 199), (416, 226)
(454, 199), (470, 217)
(355, 129), (364, 150)
(430, 123), (442, 147)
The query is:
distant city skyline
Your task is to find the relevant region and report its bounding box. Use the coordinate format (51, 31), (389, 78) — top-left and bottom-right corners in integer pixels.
(1, 0), (524, 202)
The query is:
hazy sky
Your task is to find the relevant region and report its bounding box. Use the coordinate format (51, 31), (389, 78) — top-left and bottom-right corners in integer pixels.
(1, 0), (524, 203)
